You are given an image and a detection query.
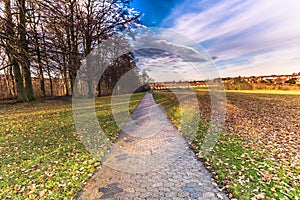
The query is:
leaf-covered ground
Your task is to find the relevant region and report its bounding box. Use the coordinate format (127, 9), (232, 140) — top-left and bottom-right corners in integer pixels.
(153, 90), (300, 199)
(0, 93), (145, 199)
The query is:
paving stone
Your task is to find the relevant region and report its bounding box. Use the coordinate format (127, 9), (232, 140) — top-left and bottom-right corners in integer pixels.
(159, 187), (172, 193)
(203, 192), (216, 198)
(165, 191), (179, 198)
(146, 187), (159, 193)
(177, 191), (191, 198)
(172, 198), (186, 200)
(139, 191), (153, 198)
(181, 185), (196, 193)
(190, 191), (203, 198)
(77, 93), (228, 200)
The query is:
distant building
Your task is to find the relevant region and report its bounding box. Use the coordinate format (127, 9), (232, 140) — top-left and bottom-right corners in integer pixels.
(150, 81), (218, 89)
(223, 74), (300, 85)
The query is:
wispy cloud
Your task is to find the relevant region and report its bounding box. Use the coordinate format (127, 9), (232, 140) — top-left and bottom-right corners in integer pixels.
(135, 48), (211, 82)
(132, 33), (220, 82)
(218, 45), (300, 77)
(166, 0), (300, 76)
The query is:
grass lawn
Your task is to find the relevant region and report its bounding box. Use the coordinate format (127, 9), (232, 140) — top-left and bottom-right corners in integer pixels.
(153, 90), (300, 199)
(0, 93), (145, 199)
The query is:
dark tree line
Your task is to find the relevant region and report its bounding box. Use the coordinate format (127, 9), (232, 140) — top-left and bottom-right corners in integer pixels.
(0, 0), (141, 101)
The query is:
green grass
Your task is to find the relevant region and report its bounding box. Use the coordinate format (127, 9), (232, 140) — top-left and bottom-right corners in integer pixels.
(153, 90), (300, 199)
(0, 93), (145, 199)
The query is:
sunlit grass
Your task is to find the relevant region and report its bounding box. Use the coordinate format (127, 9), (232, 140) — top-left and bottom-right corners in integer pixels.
(153, 90), (300, 199)
(0, 93), (145, 199)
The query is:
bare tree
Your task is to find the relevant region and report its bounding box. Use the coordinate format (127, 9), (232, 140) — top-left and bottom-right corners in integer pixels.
(77, 0), (140, 97)
(27, 2), (46, 97)
(0, 0), (142, 100)
(17, 0), (35, 100)
(2, 0), (29, 101)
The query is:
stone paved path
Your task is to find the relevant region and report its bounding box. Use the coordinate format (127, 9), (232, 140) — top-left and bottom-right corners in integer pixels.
(78, 93), (228, 199)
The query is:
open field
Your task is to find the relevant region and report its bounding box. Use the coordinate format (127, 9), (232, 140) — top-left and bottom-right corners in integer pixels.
(0, 93), (145, 199)
(225, 89), (300, 95)
(153, 90), (300, 199)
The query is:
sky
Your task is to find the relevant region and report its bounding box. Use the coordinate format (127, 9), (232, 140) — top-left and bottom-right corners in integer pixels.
(132, 0), (300, 79)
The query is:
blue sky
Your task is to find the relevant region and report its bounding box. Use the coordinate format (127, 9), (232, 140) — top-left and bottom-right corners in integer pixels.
(132, 0), (300, 78)
(132, 0), (184, 27)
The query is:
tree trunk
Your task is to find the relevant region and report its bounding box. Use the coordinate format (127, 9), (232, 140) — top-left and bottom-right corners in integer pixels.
(38, 64), (46, 97)
(68, 0), (78, 96)
(4, 67), (16, 98)
(97, 80), (102, 97)
(36, 36), (46, 97)
(86, 53), (94, 98)
(47, 65), (53, 96)
(13, 60), (28, 101)
(33, 13), (46, 97)
(62, 54), (69, 96)
(9, 66), (16, 97)
(87, 80), (94, 98)
(18, 0), (35, 101)
(42, 28), (53, 96)
(4, 0), (28, 102)
(4, 68), (13, 98)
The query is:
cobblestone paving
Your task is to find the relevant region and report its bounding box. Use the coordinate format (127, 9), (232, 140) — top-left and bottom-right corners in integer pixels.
(78, 93), (228, 199)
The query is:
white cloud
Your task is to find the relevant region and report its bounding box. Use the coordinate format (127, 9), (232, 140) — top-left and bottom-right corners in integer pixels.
(168, 0), (300, 76)
(133, 32), (220, 81)
(218, 45), (300, 77)
(173, 0), (300, 45)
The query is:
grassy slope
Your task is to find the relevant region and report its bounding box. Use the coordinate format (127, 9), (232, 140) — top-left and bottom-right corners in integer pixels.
(153, 90), (300, 199)
(0, 93), (145, 199)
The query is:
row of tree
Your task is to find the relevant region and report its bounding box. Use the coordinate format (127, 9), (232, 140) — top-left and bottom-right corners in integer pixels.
(0, 0), (141, 101)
